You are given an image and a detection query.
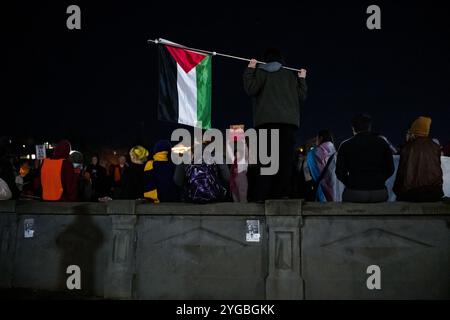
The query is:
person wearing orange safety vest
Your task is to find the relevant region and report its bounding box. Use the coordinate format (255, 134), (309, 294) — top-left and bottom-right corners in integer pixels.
(40, 140), (78, 201)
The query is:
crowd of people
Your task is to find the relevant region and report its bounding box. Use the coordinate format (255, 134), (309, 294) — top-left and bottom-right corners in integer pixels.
(294, 114), (448, 203)
(0, 113), (448, 204)
(1, 48), (448, 204)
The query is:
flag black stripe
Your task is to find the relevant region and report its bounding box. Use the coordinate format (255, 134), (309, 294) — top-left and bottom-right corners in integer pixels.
(158, 45), (179, 124)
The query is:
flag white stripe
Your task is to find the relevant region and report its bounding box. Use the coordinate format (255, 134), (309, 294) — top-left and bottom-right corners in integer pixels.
(177, 64), (197, 127)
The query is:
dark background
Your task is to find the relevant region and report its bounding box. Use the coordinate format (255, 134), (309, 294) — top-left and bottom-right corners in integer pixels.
(3, 1), (450, 152)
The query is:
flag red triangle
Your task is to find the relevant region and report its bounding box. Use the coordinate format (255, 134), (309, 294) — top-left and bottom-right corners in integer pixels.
(165, 45), (207, 73)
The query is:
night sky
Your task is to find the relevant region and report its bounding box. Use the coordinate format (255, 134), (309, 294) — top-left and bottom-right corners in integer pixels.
(4, 1), (450, 152)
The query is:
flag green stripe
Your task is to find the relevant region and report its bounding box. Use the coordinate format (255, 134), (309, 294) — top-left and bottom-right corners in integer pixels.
(196, 56), (212, 129)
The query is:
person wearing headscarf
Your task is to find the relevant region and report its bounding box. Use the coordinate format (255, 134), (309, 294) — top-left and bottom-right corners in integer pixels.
(394, 116), (444, 202)
(306, 130), (337, 202)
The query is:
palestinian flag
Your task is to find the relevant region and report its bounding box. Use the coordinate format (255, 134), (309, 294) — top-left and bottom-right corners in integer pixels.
(158, 43), (212, 129)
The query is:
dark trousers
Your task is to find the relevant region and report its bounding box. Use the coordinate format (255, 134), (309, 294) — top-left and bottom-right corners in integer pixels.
(342, 188), (388, 203)
(396, 186), (444, 202)
(254, 123), (297, 201)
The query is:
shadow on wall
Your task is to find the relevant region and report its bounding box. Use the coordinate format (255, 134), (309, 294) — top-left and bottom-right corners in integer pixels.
(55, 209), (104, 297)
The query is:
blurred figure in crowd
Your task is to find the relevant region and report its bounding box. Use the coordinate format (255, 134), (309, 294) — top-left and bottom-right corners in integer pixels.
(119, 146), (148, 199)
(20, 160), (42, 199)
(0, 137), (19, 200)
(443, 141), (450, 157)
(15, 160), (30, 192)
(85, 154), (108, 201)
(306, 130), (337, 202)
(70, 150), (91, 202)
(292, 138), (316, 200)
(228, 126), (248, 203)
(69, 151), (84, 175)
(110, 154), (128, 198)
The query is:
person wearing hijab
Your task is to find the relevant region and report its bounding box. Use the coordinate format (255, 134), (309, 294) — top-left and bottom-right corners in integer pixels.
(306, 130), (337, 202)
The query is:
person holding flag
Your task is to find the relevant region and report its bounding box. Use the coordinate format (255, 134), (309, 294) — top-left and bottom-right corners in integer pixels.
(243, 48), (308, 201)
(152, 39), (307, 202)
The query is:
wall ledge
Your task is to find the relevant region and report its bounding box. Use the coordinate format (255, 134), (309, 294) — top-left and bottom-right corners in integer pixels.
(0, 199), (449, 216)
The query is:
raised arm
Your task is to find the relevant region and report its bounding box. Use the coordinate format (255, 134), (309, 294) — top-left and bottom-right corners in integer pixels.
(243, 59), (266, 96)
(297, 69), (308, 102)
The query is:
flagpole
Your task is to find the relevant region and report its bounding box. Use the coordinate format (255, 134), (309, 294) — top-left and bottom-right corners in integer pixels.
(147, 38), (303, 72)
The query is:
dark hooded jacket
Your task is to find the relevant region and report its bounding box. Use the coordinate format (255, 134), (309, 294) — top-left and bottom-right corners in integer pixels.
(85, 156), (108, 200)
(44, 140), (77, 201)
(243, 62), (307, 128)
(119, 162), (145, 200)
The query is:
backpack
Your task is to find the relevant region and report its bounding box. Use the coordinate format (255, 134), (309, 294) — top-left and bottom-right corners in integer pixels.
(184, 163), (227, 203)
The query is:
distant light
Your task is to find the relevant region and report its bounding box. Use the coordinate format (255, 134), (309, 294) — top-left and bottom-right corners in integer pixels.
(31, 154), (36, 160)
(9, 140), (12, 144)
(26, 155), (30, 159)
(113, 151), (117, 155)
(22, 144), (26, 148)
(172, 144), (191, 154)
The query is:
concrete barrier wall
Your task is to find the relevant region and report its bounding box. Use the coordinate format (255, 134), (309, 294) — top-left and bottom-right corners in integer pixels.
(0, 200), (449, 299)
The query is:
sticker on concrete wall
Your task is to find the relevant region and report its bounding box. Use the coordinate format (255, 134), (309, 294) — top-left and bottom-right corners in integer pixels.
(246, 220), (260, 242)
(24, 218), (34, 238)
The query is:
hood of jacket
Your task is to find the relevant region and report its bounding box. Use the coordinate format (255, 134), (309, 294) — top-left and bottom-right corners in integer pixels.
(318, 141), (336, 155)
(258, 62), (282, 73)
(52, 140), (71, 160)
